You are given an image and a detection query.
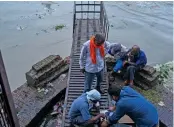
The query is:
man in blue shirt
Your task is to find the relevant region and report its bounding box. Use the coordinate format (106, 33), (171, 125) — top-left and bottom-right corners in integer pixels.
(112, 45), (147, 86)
(68, 89), (105, 126)
(101, 85), (159, 127)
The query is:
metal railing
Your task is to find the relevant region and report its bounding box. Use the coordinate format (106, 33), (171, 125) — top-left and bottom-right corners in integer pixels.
(0, 51), (19, 127)
(73, 1), (109, 40)
(100, 2), (109, 40)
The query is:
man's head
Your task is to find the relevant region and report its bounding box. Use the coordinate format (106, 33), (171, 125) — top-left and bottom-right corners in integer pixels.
(94, 33), (105, 46)
(111, 43), (122, 55)
(100, 120), (109, 127)
(86, 89), (101, 104)
(130, 45), (140, 56)
(108, 85), (121, 101)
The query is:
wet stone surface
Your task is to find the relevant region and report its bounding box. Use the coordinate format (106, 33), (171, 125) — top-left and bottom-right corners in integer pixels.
(39, 96), (65, 127)
(12, 73), (68, 127)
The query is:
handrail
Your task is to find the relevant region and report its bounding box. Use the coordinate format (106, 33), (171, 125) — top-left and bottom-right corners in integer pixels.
(100, 1), (109, 40)
(72, 2), (76, 34)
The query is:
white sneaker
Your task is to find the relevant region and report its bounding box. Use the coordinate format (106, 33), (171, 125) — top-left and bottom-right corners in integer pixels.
(118, 70), (121, 73)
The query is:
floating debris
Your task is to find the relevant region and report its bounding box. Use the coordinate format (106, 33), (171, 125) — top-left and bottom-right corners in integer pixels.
(41, 29), (48, 33)
(44, 89), (49, 95)
(38, 15), (42, 19)
(55, 25), (65, 31)
(37, 13), (46, 19)
(37, 88), (45, 93)
(59, 74), (66, 81)
(37, 87), (41, 91)
(158, 101), (165, 106)
(48, 82), (54, 87)
(16, 25), (26, 31)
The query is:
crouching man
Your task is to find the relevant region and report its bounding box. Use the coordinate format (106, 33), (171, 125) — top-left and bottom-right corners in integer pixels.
(101, 85), (159, 127)
(108, 43), (128, 57)
(68, 89), (105, 127)
(112, 45), (147, 86)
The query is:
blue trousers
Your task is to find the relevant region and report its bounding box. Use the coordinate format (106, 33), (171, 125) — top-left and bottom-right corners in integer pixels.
(84, 70), (103, 92)
(113, 59), (137, 81)
(113, 59), (123, 72)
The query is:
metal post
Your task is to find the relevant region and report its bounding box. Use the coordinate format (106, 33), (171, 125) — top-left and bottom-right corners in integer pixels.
(87, 1), (89, 39)
(81, 1), (83, 19)
(93, 1), (95, 34)
(87, 1), (89, 19)
(0, 51), (20, 127)
(100, 1), (102, 27)
(107, 25), (109, 40)
(73, 1), (76, 35)
(94, 1), (95, 19)
(101, 2), (104, 33)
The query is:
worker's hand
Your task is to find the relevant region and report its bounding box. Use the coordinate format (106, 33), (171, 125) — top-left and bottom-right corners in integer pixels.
(110, 70), (114, 74)
(123, 60), (128, 66)
(127, 52), (130, 56)
(99, 113), (106, 118)
(108, 106), (116, 111)
(80, 68), (85, 74)
(111, 70), (117, 77)
(127, 61), (136, 66)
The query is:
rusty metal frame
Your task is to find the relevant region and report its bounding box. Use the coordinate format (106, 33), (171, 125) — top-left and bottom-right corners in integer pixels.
(0, 51), (20, 127)
(61, 12), (80, 127)
(73, 1), (109, 40)
(62, 1), (110, 127)
(75, 11), (100, 13)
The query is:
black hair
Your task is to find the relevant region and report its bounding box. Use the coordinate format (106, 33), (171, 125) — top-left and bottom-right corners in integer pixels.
(108, 85), (122, 97)
(131, 45), (140, 55)
(95, 33), (105, 44)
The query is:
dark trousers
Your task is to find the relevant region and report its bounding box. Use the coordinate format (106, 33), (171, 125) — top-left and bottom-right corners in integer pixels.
(84, 70), (103, 92)
(124, 65), (138, 81)
(70, 116), (97, 127)
(70, 116), (86, 126)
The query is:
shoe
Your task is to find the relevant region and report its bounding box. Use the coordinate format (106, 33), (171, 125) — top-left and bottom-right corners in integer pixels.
(117, 70), (121, 73)
(124, 80), (129, 85)
(129, 80), (134, 87)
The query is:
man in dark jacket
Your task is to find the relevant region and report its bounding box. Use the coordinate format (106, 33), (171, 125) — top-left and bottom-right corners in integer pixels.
(101, 85), (159, 127)
(112, 45), (147, 86)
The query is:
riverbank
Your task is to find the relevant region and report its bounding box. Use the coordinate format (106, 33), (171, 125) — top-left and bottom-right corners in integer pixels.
(12, 73), (68, 127)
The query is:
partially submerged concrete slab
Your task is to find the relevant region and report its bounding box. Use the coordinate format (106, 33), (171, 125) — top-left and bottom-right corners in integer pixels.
(12, 73), (68, 127)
